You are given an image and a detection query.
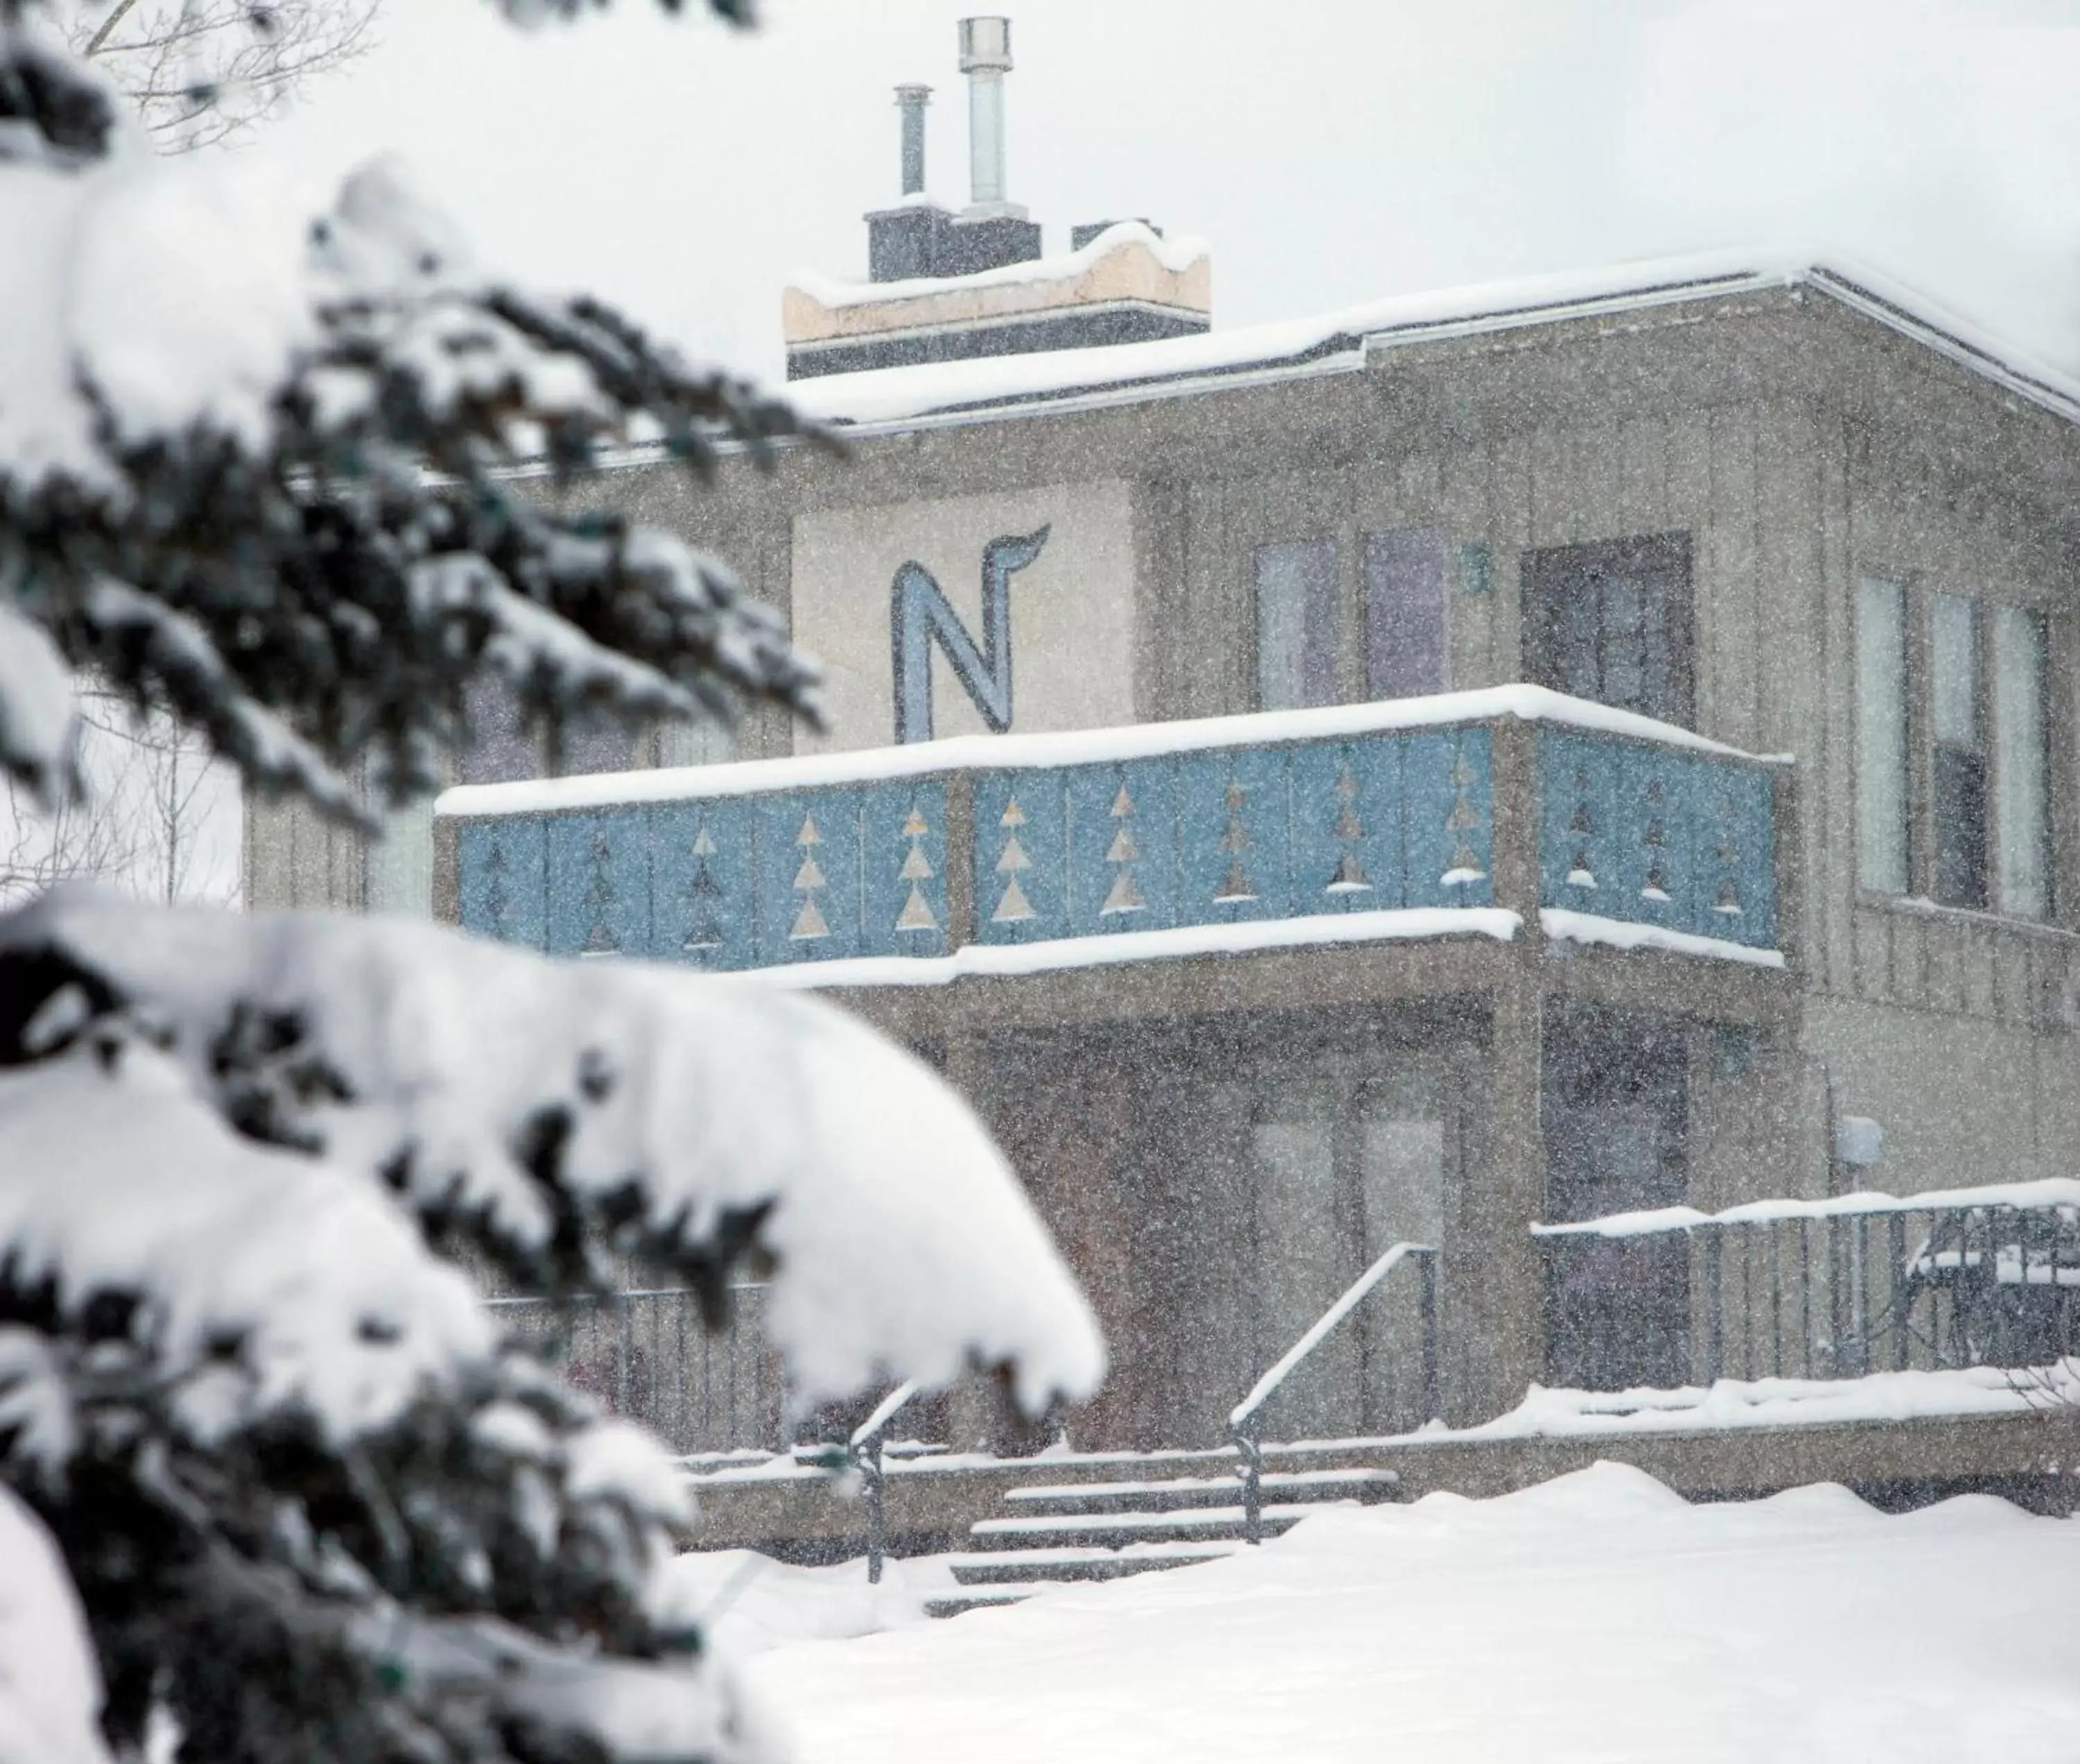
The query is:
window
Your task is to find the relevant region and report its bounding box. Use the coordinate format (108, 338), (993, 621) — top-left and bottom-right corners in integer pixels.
(458, 676), (642, 784)
(560, 713), (640, 778)
(1993, 603), (2051, 919)
(1363, 528), (1449, 700)
(458, 675), (537, 787)
(1856, 578), (1909, 894)
(657, 720), (736, 770)
(1930, 593), (1988, 909)
(1523, 533), (1694, 726)
(1254, 537), (1339, 711)
(365, 800), (435, 918)
(1855, 582), (2054, 920)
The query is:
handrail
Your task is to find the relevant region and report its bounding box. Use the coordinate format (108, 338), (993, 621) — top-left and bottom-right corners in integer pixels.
(848, 1378), (921, 1584)
(850, 1377), (922, 1450)
(1229, 1242), (1439, 1544)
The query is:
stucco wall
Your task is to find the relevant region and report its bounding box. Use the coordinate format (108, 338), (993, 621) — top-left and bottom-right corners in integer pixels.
(790, 478), (1138, 752)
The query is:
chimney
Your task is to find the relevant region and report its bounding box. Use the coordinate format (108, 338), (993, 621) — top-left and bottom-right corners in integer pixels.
(895, 83), (931, 198)
(867, 82), (952, 282)
(957, 16), (1017, 216)
(937, 17), (1039, 276)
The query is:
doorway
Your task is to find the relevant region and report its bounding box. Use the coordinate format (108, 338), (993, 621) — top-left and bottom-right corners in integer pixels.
(1541, 1003), (1691, 1391)
(1250, 1067), (1449, 1440)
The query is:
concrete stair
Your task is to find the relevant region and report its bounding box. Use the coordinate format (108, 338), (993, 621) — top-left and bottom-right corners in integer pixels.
(924, 1467), (1402, 1618)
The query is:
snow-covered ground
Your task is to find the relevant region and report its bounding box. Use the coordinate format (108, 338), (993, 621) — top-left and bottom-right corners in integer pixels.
(718, 1463), (2080, 1764)
(659, 1549), (955, 1657)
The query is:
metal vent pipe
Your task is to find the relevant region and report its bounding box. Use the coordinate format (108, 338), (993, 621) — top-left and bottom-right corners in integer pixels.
(894, 83), (931, 197)
(957, 15), (1014, 209)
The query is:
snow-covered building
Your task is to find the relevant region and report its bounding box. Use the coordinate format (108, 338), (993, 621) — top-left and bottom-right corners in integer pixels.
(247, 27), (2080, 1540)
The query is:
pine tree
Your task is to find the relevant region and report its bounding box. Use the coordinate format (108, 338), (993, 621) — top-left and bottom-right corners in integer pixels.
(0, 8), (1104, 1761)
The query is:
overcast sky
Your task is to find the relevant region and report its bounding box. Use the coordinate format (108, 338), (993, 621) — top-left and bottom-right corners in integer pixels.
(257, 1), (2080, 383)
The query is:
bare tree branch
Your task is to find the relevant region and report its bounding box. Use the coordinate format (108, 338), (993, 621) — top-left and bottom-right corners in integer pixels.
(0, 684), (241, 907)
(67, 0), (381, 153)
(79, 0), (141, 54)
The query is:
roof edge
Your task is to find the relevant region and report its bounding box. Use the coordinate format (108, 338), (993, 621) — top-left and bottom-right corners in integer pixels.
(781, 248), (2080, 436)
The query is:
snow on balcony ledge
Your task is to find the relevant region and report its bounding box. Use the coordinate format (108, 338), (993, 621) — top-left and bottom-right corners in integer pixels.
(1539, 908), (1787, 970)
(737, 906), (1523, 991)
(436, 684), (1787, 822)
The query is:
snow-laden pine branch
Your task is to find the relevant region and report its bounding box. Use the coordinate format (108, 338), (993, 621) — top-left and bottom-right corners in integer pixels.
(0, 1482), (110, 1764)
(0, 889), (1103, 1762)
(0, 886), (1107, 1413)
(1, 9), (826, 825)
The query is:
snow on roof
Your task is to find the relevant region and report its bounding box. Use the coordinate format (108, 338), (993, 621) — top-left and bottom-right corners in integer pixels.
(783, 245), (2080, 433)
(786, 220), (1209, 311)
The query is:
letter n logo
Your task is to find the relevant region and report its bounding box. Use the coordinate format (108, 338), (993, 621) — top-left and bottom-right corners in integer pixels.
(891, 527), (1050, 744)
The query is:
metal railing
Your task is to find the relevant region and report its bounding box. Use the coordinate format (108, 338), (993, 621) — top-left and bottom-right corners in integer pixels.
(1228, 1241), (1439, 1544)
(847, 1378), (924, 1584)
(486, 1283), (786, 1454)
(1532, 1188), (2080, 1393)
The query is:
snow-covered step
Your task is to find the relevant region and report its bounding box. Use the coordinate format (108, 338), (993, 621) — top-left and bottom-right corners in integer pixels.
(923, 1581), (1091, 1619)
(946, 1539), (1246, 1586)
(971, 1501), (1332, 1550)
(1001, 1467), (1399, 1518)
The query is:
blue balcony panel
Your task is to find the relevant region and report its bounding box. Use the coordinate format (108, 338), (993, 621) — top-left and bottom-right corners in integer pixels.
(974, 770), (1071, 944)
(1288, 738), (1407, 915)
(860, 779), (952, 960)
(1064, 759), (1182, 937)
(1404, 729), (1494, 910)
(1176, 745), (1292, 926)
(459, 815), (548, 952)
(1698, 762), (1777, 949)
(1609, 742), (1695, 938)
(546, 810), (650, 961)
(650, 797), (758, 969)
(755, 790), (865, 965)
(1539, 732), (1620, 918)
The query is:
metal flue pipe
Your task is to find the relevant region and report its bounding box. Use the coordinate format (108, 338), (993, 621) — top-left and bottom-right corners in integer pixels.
(894, 83), (932, 198)
(957, 15), (1014, 209)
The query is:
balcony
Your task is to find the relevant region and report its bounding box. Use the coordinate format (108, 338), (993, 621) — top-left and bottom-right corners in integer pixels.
(435, 686), (1787, 986)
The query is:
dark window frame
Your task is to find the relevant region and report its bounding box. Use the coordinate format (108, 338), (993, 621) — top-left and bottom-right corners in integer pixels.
(1855, 577), (2060, 924)
(1925, 590), (1990, 911)
(1521, 532), (1697, 729)
(1363, 526), (1450, 701)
